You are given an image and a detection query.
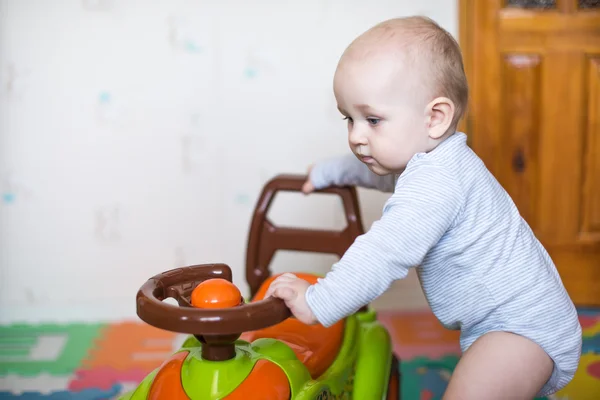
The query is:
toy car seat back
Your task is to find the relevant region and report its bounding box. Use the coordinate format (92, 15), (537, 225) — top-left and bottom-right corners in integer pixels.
(245, 174), (365, 297)
(242, 174), (365, 379)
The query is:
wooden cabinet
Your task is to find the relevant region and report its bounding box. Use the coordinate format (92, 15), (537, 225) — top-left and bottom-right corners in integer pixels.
(459, 0), (600, 305)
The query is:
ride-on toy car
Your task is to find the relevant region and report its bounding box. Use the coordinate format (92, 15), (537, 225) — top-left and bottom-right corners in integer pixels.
(120, 175), (400, 399)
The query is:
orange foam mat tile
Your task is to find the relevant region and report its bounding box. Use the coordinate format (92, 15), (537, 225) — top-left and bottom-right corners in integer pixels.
(82, 321), (181, 371)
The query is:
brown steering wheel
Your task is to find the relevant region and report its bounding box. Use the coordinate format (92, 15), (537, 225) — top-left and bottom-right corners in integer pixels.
(136, 263), (291, 361)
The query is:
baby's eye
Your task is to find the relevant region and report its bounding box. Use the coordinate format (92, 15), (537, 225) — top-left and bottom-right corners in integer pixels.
(343, 116), (353, 124)
(366, 117), (380, 125)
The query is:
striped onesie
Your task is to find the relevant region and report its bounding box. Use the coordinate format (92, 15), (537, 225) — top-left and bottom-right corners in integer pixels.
(305, 132), (581, 395)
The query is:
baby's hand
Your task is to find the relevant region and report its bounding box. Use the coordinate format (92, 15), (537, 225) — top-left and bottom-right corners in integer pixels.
(302, 164), (315, 194)
(265, 273), (317, 325)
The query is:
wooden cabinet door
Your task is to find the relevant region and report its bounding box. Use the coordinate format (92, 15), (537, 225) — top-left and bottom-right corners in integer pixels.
(460, 0), (600, 305)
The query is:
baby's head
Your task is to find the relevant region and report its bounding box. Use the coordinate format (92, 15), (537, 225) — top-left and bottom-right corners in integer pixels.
(333, 16), (468, 175)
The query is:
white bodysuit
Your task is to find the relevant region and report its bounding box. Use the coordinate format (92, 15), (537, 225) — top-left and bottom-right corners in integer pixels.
(305, 132), (581, 396)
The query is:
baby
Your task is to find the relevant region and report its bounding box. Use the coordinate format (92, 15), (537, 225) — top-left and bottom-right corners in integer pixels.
(265, 16), (582, 399)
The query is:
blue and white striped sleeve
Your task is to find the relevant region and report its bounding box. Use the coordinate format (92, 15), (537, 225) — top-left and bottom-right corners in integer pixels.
(309, 153), (397, 192)
(305, 162), (465, 327)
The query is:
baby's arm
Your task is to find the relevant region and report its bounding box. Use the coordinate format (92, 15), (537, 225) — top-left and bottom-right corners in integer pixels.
(309, 154), (397, 192)
(305, 162), (465, 327)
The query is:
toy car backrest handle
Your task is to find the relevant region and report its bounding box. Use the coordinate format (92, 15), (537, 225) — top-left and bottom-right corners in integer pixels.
(245, 174), (365, 297)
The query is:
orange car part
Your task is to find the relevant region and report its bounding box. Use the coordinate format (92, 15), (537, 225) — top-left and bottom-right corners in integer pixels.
(148, 351), (190, 399)
(242, 273), (344, 379)
(224, 359), (291, 399)
(147, 355), (289, 399)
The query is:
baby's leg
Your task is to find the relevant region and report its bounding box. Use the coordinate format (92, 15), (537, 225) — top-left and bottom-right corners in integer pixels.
(443, 331), (553, 400)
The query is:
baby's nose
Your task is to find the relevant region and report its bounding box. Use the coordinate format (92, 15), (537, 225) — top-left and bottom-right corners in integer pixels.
(348, 127), (367, 145)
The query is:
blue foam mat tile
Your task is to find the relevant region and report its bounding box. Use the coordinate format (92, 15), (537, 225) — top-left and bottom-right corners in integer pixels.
(576, 307), (600, 317)
(582, 333), (600, 355)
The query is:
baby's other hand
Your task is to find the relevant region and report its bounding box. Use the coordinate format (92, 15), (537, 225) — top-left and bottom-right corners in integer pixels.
(265, 273), (317, 325)
(302, 164), (315, 194)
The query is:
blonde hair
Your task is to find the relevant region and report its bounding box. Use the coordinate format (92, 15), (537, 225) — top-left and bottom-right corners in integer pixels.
(348, 16), (469, 130)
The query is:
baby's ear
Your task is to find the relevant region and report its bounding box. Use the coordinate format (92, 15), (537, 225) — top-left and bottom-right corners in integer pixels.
(425, 97), (455, 139)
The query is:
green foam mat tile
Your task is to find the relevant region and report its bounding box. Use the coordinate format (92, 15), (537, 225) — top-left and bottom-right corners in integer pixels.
(400, 355), (459, 400)
(0, 323), (107, 376)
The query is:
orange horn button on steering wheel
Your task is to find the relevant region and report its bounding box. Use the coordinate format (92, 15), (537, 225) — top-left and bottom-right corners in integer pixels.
(191, 278), (242, 308)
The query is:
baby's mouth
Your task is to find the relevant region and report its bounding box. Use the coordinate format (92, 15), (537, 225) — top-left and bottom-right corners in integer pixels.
(355, 148), (374, 163)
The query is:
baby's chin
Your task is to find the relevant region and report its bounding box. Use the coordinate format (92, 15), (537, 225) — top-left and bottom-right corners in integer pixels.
(366, 160), (406, 176)
(366, 163), (394, 176)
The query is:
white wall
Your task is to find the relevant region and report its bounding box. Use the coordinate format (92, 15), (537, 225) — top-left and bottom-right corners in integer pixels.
(0, 0), (457, 323)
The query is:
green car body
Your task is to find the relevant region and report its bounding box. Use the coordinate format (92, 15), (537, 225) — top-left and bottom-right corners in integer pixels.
(119, 308), (393, 399)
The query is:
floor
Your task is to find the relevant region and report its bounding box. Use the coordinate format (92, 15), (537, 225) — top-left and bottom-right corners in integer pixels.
(0, 308), (598, 399)
(377, 308), (600, 400)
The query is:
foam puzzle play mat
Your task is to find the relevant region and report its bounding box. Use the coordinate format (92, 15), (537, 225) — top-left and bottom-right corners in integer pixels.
(0, 308), (598, 399)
